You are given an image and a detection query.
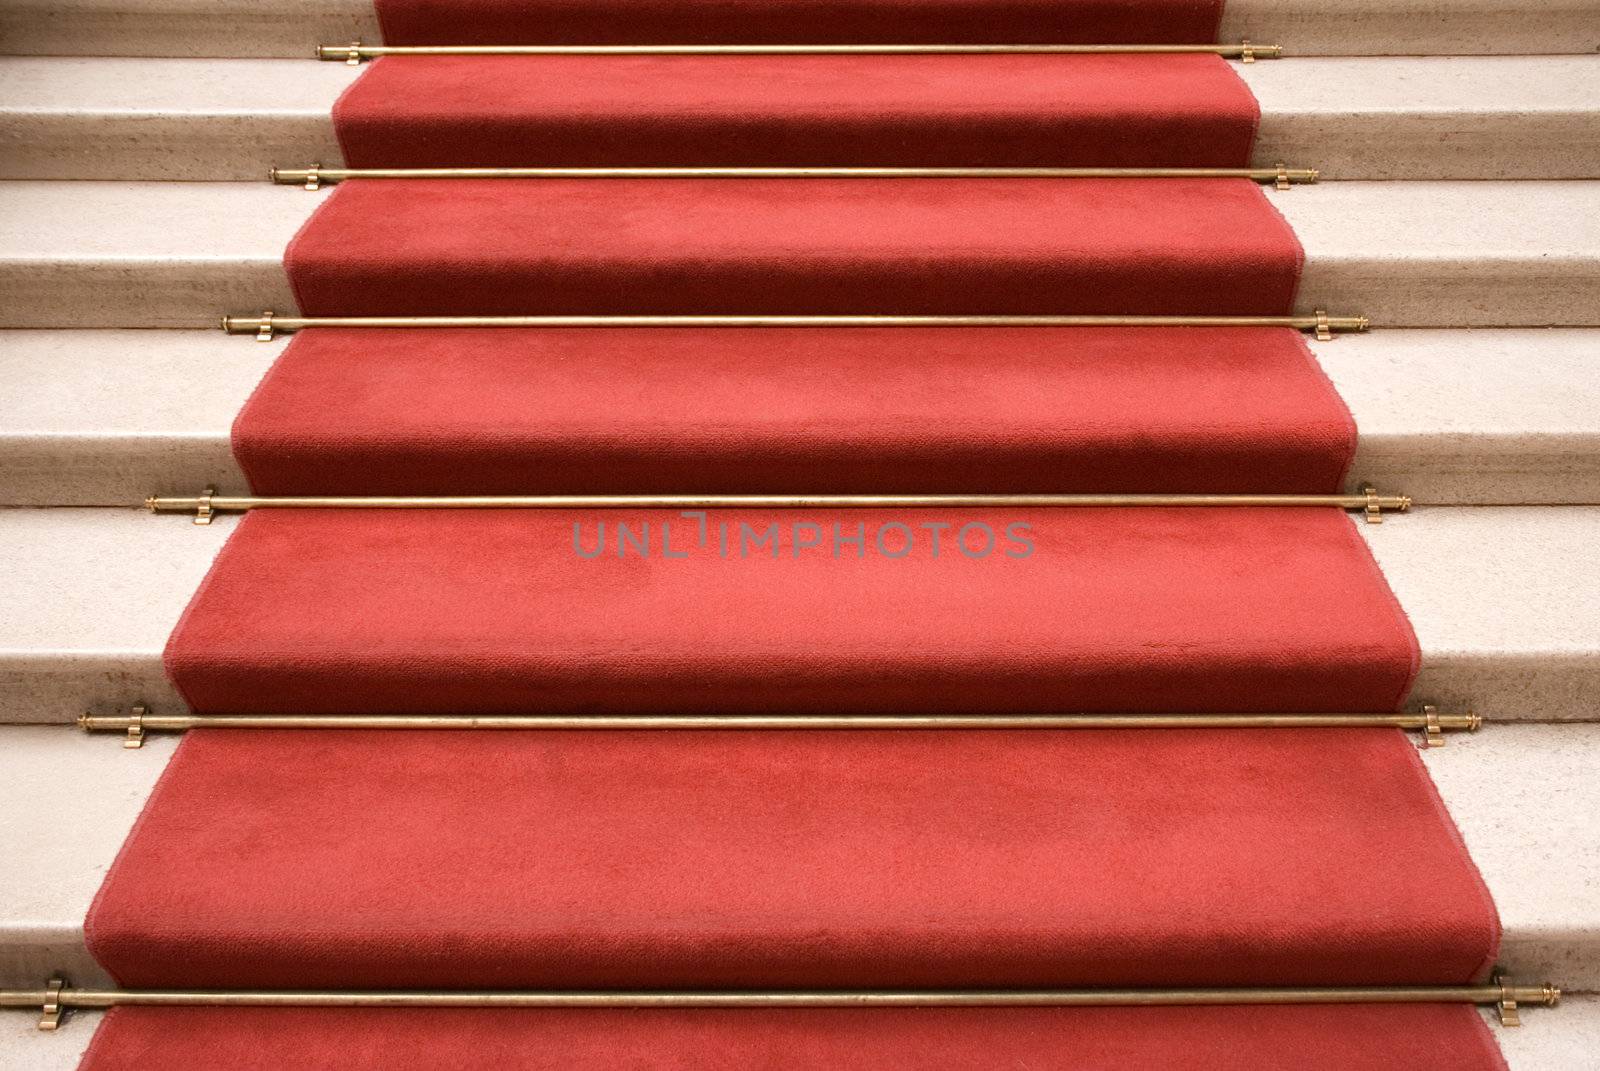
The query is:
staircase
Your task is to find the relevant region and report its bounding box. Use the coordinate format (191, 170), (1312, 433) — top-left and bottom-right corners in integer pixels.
(3, 0), (1600, 1067)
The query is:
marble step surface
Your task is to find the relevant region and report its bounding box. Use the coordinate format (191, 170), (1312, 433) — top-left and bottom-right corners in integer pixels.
(2, 54), (1597, 181)
(0, 505), (1598, 723)
(1, 0), (1597, 59)
(2, 328), (1598, 507)
(0, 179), (1597, 329)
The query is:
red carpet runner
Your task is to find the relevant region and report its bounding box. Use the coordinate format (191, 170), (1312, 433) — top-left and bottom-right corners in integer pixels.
(79, 1006), (1509, 1071)
(333, 54), (1261, 168)
(81, 4), (1513, 1066)
(90, 729), (1496, 988)
(162, 509), (1415, 716)
(286, 177), (1301, 316)
(373, 0), (1228, 46)
(285, 176), (1300, 316)
(234, 326), (1355, 495)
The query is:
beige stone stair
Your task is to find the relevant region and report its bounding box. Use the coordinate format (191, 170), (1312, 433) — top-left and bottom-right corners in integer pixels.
(3, 54), (1598, 181)
(3, 0), (1598, 59)
(1, 179), (1597, 328)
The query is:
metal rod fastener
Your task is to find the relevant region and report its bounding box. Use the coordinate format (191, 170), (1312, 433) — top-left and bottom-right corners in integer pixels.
(0, 977), (1560, 1030)
(319, 42), (1284, 61)
(222, 313), (1371, 338)
(79, 709), (1484, 747)
(270, 166), (1321, 186)
(144, 490), (1413, 521)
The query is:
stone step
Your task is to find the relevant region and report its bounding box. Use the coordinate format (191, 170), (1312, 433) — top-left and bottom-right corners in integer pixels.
(0, 505), (1597, 723)
(2, 55), (1597, 181)
(2, 328), (1598, 507)
(0, 179), (1596, 329)
(1, 0), (1597, 59)
(0, 721), (1593, 998)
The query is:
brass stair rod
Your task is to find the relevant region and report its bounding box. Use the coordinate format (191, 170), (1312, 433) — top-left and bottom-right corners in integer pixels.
(80, 710), (1484, 736)
(320, 42), (1283, 61)
(146, 489), (1412, 518)
(2, 978), (1561, 1024)
(223, 313), (1370, 336)
(272, 165), (1320, 185)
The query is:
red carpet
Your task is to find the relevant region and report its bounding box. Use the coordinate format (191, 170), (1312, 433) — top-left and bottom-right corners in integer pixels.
(78, 1005), (1510, 1071)
(79, 11), (1515, 1066)
(86, 729), (1496, 988)
(333, 54), (1260, 167)
(373, 0), (1227, 46)
(284, 177), (1303, 316)
(163, 508), (1415, 716)
(233, 326), (1354, 495)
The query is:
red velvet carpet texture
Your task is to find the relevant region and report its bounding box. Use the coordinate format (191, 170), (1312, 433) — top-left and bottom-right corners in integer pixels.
(232, 326), (1355, 496)
(373, 0), (1229, 46)
(87, 728), (1497, 989)
(76, 1005), (1512, 1071)
(163, 508), (1416, 717)
(332, 53), (1261, 168)
(284, 177), (1304, 317)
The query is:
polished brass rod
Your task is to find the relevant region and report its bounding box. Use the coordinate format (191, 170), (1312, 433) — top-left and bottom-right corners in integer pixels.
(0, 981), (1560, 1012)
(271, 165), (1319, 184)
(79, 712), (1482, 735)
(223, 313), (1370, 335)
(145, 491), (1412, 515)
(319, 43), (1284, 60)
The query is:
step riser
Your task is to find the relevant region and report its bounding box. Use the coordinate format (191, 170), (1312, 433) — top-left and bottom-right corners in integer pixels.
(3, 0), (1597, 58)
(3, 57), (1598, 182)
(1221, 0), (1600, 57)
(2, 508), (1597, 725)
(2, 182), (1596, 329)
(0, 0), (379, 61)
